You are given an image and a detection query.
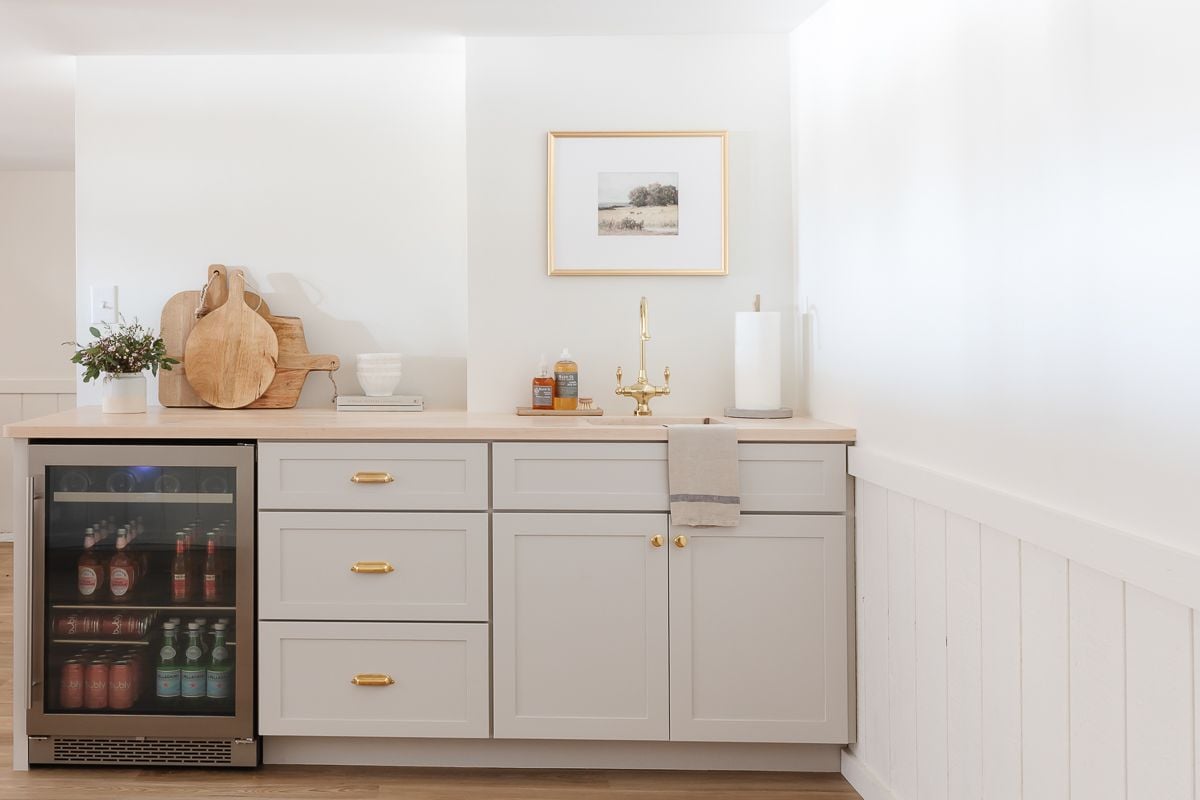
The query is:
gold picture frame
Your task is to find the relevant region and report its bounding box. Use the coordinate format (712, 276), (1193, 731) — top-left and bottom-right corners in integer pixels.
(547, 131), (728, 276)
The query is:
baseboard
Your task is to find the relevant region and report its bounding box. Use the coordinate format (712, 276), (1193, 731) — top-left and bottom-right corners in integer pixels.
(264, 737), (843, 772)
(841, 749), (899, 800)
(849, 447), (1200, 610)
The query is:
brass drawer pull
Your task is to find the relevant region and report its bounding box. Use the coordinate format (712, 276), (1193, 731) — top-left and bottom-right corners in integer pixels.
(351, 674), (395, 687)
(650, 535), (664, 548)
(673, 535), (688, 548)
(350, 561), (395, 574)
(351, 471), (395, 484)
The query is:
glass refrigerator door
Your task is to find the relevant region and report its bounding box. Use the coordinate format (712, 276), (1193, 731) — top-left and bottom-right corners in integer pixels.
(30, 445), (254, 738)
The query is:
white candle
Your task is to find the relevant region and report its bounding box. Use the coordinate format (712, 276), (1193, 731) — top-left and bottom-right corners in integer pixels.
(734, 311), (782, 410)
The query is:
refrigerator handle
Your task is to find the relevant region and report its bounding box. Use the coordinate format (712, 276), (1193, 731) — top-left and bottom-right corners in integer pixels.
(26, 476), (37, 710)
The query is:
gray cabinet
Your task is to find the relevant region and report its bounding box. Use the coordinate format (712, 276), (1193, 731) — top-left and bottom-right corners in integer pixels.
(491, 443), (852, 745)
(257, 443), (492, 739)
(668, 515), (849, 743)
(492, 513), (670, 740)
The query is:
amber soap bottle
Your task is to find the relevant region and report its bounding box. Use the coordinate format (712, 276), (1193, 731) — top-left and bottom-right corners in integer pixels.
(553, 348), (579, 410)
(532, 357), (555, 410)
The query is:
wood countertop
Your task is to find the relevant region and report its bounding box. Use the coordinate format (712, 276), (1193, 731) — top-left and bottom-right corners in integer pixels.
(4, 407), (856, 443)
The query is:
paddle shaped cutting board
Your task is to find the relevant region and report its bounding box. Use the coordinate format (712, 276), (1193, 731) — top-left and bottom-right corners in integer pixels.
(159, 265), (272, 407)
(245, 315), (341, 409)
(184, 270), (279, 408)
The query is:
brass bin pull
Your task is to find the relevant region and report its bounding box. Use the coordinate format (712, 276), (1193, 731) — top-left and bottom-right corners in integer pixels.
(350, 561), (395, 574)
(351, 471), (395, 484)
(351, 674), (396, 687)
(673, 535), (688, 549)
(650, 535), (664, 548)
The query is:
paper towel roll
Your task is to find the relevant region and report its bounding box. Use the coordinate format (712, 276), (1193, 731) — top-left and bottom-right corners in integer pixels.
(734, 311), (782, 410)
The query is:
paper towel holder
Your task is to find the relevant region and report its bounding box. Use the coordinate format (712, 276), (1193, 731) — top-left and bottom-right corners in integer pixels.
(726, 294), (793, 419)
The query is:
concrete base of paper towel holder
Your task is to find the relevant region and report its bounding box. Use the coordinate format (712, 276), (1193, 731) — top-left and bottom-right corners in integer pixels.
(724, 407), (795, 419)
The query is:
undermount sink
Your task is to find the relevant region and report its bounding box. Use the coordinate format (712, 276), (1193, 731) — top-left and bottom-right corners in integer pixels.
(586, 416), (724, 426)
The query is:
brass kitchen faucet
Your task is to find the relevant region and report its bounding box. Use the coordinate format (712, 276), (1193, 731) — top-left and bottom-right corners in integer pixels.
(615, 297), (671, 416)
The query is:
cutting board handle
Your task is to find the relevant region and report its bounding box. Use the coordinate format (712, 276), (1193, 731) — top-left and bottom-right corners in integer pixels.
(199, 265), (229, 316)
(226, 269), (247, 308)
(278, 353), (341, 371)
(206, 265), (229, 310)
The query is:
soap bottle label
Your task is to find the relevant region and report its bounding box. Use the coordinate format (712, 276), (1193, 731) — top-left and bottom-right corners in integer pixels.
(532, 385), (554, 408)
(555, 371), (578, 399)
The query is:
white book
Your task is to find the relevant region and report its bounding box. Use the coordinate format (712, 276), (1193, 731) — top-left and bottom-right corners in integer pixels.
(336, 394), (424, 408)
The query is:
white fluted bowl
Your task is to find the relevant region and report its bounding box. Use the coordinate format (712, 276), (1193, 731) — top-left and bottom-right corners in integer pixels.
(357, 369), (402, 397)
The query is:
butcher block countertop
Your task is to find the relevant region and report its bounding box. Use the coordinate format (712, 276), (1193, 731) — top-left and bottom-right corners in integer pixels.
(4, 407), (856, 443)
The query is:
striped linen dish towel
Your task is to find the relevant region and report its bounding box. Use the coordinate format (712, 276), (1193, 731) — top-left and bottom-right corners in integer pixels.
(667, 423), (741, 527)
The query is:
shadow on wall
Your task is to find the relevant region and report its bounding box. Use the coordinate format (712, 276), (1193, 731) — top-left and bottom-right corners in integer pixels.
(257, 272), (466, 410)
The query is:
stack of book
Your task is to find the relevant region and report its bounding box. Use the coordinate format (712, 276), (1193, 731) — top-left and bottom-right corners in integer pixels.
(335, 395), (424, 413)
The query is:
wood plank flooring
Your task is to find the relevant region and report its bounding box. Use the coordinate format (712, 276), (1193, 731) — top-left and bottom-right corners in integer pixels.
(0, 542), (860, 799)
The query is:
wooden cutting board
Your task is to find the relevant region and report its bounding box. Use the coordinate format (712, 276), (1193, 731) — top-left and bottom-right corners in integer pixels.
(183, 270), (279, 408)
(245, 315), (340, 409)
(159, 265), (271, 407)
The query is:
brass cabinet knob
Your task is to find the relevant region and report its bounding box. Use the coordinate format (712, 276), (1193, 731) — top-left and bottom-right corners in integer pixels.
(650, 535), (664, 548)
(351, 471), (394, 484)
(351, 674), (395, 687)
(673, 535), (688, 548)
(350, 561), (395, 574)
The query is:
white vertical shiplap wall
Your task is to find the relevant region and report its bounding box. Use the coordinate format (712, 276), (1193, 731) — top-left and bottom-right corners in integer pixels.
(845, 449), (1200, 800)
(0, 385), (75, 539)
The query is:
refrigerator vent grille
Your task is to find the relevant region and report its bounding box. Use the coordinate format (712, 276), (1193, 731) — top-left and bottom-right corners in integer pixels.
(52, 737), (234, 765)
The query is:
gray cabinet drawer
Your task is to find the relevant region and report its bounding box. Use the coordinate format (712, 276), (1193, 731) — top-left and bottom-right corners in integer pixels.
(492, 442), (845, 512)
(259, 442), (488, 510)
(258, 512), (489, 622)
(259, 621), (490, 738)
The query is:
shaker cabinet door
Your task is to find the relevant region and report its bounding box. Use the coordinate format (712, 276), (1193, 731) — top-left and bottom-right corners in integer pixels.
(492, 513), (669, 740)
(668, 514), (849, 743)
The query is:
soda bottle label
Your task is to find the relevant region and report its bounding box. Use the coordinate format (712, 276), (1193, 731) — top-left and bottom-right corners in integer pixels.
(172, 573), (187, 601)
(159, 645), (176, 661)
(110, 567), (131, 596)
(181, 667), (206, 698)
(211, 645), (228, 662)
(156, 667), (181, 698)
(186, 646), (202, 661)
(206, 669), (230, 699)
(79, 567), (98, 596)
(204, 573), (217, 601)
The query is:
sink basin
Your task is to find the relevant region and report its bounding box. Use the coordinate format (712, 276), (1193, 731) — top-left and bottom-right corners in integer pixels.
(586, 416), (724, 426)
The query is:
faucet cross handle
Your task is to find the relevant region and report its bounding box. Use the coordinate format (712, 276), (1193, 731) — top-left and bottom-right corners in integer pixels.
(616, 366), (624, 387)
(663, 366), (671, 386)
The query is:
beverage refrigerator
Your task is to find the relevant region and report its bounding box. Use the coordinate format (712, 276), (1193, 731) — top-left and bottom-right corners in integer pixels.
(26, 443), (257, 767)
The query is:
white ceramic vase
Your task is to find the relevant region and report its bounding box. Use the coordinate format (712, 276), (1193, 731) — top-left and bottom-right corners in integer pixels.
(102, 372), (147, 414)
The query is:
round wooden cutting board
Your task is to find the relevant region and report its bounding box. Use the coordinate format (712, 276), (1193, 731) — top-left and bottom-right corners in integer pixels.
(183, 270), (279, 408)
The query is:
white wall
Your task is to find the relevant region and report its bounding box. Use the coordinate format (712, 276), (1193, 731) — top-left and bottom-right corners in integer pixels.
(466, 36), (795, 413)
(75, 51), (469, 408)
(790, 0), (1200, 798)
(791, 0), (1200, 553)
(0, 170), (76, 538)
(0, 171), (75, 382)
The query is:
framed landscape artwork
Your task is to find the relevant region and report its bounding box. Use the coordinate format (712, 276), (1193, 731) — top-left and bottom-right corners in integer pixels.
(547, 131), (728, 276)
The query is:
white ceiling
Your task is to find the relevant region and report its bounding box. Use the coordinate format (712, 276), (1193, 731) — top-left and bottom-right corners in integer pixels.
(0, 0), (826, 170)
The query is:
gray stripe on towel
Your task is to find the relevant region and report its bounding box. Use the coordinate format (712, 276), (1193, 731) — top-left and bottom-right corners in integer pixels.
(669, 494), (741, 505)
